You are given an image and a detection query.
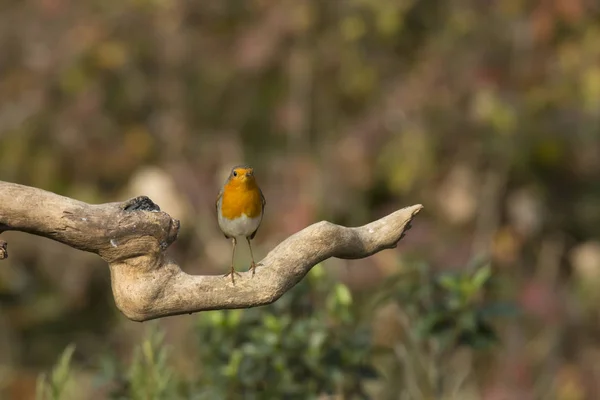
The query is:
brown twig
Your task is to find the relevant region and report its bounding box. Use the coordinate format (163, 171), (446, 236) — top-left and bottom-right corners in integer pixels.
(0, 180), (422, 322)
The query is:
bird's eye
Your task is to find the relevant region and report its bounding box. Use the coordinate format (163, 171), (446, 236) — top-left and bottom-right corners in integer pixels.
(232, 170), (238, 177)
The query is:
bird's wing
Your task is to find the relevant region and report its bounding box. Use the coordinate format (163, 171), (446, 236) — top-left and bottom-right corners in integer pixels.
(260, 187), (266, 213)
(215, 186), (223, 213)
(249, 188), (266, 240)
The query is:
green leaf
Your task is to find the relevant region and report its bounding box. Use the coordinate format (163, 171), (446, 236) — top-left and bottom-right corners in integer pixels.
(51, 344), (76, 388)
(207, 310), (225, 326)
(457, 312), (478, 332)
(35, 373), (48, 400)
(309, 263), (326, 281)
(35, 344), (76, 400)
(457, 321), (499, 350)
(471, 264), (492, 290)
(227, 309), (242, 327)
(263, 314), (280, 332)
(223, 349), (243, 378)
(437, 273), (461, 291)
(334, 284), (353, 306)
(142, 339), (154, 365)
(309, 331), (327, 353)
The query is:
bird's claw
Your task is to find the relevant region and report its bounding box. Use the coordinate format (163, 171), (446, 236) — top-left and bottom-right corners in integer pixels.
(223, 269), (242, 284)
(250, 261), (259, 277)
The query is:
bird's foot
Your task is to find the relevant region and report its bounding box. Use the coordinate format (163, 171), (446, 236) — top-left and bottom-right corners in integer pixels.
(223, 269), (242, 284)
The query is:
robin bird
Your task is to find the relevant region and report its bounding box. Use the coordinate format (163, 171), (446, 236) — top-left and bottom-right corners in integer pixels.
(216, 165), (265, 284)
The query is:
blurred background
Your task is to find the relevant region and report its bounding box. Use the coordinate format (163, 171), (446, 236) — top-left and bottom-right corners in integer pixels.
(1, 0), (600, 399)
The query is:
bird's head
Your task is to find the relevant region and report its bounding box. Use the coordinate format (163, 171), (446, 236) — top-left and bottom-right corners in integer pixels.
(228, 165), (256, 186)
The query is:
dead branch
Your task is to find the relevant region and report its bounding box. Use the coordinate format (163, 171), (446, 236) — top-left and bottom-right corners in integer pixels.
(0, 180), (423, 322)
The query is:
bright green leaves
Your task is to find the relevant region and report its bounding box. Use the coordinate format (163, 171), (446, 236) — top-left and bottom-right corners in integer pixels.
(194, 264), (375, 398)
(36, 345), (76, 400)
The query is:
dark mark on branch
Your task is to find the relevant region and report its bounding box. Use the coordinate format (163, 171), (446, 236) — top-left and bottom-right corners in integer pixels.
(123, 196), (161, 212)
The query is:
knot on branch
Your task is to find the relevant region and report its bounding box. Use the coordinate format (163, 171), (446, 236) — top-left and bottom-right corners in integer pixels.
(123, 196), (161, 212)
(163, 218), (180, 248)
(98, 198), (180, 264)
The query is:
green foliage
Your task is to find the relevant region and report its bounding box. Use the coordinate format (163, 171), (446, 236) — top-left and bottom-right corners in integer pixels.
(376, 259), (516, 352)
(193, 264), (376, 399)
(39, 260), (514, 399)
(83, 265), (375, 399)
(95, 325), (181, 400)
(126, 327), (178, 400)
(36, 344), (76, 400)
(369, 259), (517, 397)
(422, 262), (503, 350)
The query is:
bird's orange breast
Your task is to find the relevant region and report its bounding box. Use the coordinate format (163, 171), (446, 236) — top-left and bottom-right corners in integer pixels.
(220, 182), (263, 220)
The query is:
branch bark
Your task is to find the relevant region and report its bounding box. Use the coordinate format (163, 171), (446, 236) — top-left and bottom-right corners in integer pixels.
(0, 180), (423, 322)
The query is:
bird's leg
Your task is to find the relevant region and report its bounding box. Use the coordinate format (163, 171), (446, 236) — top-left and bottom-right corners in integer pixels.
(247, 237), (257, 277)
(223, 237), (241, 284)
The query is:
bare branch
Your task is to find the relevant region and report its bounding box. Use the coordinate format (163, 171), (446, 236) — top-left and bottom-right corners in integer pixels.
(0, 180), (423, 322)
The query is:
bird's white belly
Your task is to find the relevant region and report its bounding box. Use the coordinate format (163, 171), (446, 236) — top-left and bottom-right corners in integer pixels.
(218, 213), (262, 238)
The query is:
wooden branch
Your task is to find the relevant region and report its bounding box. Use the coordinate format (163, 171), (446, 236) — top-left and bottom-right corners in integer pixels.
(0, 180), (423, 322)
